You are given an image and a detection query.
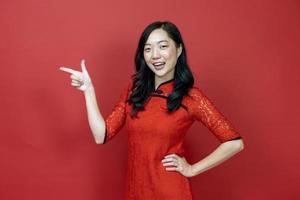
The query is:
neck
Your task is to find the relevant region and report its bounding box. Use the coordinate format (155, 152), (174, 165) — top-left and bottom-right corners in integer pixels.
(155, 76), (174, 90)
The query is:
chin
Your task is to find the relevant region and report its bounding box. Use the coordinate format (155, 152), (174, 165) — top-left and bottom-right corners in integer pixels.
(153, 71), (168, 77)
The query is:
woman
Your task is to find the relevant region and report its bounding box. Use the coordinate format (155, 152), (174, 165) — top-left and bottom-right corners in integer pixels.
(60, 21), (244, 199)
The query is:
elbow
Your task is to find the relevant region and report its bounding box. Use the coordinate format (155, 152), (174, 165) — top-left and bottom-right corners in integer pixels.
(240, 140), (245, 150)
(94, 136), (105, 145)
(223, 139), (244, 152)
(95, 140), (102, 144)
(95, 140), (103, 144)
(234, 139), (244, 151)
(94, 128), (106, 144)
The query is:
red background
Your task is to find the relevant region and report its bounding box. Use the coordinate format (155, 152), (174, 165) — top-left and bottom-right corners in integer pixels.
(1, 0), (299, 199)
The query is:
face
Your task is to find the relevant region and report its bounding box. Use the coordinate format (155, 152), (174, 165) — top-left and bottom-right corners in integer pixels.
(143, 28), (182, 80)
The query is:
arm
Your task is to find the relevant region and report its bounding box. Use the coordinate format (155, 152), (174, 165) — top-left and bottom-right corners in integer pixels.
(60, 59), (106, 144)
(84, 85), (106, 144)
(161, 88), (244, 177)
(84, 82), (130, 144)
(191, 139), (244, 176)
(189, 87), (245, 176)
(160, 86), (245, 177)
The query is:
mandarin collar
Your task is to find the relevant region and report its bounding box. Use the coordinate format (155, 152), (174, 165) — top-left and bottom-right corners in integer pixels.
(153, 78), (174, 95)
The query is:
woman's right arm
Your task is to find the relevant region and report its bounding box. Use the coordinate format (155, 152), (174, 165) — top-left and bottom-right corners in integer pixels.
(84, 85), (106, 144)
(60, 59), (106, 144)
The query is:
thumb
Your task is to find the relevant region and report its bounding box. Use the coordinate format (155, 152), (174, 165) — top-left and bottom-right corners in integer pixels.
(81, 59), (87, 73)
(81, 59), (89, 74)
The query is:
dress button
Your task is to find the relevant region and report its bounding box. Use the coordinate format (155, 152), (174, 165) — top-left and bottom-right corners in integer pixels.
(155, 89), (163, 94)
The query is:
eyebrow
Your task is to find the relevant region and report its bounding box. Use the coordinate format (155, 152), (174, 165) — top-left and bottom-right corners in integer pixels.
(145, 40), (169, 46)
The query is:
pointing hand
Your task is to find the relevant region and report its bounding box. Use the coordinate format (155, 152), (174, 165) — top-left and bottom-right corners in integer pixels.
(59, 59), (93, 92)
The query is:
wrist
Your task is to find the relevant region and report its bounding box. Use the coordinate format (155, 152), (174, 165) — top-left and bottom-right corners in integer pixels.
(84, 84), (95, 94)
(190, 164), (198, 177)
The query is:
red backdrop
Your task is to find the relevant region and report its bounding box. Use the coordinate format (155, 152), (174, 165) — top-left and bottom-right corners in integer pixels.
(0, 0), (299, 199)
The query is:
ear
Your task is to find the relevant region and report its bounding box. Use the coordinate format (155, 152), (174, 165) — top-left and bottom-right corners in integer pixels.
(176, 44), (182, 58)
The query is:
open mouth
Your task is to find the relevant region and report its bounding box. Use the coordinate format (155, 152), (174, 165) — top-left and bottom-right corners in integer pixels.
(152, 62), (166, 70)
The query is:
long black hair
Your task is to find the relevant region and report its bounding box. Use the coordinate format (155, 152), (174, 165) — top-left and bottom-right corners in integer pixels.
(127, 21), (194, 118)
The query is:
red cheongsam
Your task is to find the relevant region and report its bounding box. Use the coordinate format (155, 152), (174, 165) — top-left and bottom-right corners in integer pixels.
(103, 79), (242, 200)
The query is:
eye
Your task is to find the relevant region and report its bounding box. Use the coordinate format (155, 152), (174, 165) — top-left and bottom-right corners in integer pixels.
(144, 48), (151, 52)
(160, 45), (168, 49)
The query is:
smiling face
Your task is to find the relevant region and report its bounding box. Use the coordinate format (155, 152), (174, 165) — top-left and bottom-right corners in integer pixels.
(143, 28), (182, 82)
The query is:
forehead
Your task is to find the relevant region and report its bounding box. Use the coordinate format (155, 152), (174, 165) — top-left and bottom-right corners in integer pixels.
(145, 29), (171, 45)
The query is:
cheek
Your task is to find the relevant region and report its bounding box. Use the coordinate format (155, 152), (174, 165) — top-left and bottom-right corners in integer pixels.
(162, 49), (176, 60)
(143, 53), (153, 69)
(143, 53), (151, 62)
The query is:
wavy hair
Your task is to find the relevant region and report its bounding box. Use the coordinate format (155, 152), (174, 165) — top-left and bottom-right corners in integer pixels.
(127, 21), (194, 118)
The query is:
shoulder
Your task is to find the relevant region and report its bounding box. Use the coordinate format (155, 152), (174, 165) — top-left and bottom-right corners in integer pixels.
(185, 86), (206, 102)
(124, 80), (134, 98)
(188, 86), (203, 96)
(183, 85), (213, 111)
(116, 80), (133, 99)
(121, 80), (133, 93)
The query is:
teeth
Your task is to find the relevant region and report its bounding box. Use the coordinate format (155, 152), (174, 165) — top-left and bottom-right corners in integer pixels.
(153, 62), (165, 66)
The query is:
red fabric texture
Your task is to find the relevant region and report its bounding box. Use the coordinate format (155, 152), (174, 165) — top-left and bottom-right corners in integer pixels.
(104, 80), (242, 199)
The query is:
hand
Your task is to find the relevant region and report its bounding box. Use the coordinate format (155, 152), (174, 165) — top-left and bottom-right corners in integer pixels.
(59, 59), (93, 92)
(161, 153), (195, 177)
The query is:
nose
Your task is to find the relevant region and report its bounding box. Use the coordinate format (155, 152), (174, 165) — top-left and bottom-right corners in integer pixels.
(151, 48), (161, 60)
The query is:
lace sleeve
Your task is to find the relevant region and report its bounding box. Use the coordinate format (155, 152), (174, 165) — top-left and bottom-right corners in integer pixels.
(103, 82), (132, 144)
(188, 87), (242, 143)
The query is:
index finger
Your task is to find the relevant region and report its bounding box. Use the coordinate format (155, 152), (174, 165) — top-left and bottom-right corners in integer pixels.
(164, 154), (178, 158)
(59, 67), (76, 74)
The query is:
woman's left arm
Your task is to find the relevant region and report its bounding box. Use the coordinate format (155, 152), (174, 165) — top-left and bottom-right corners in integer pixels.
(161, 139), (244, 177)
(161, 87), (245, 177)
(190, 138), (244, 177)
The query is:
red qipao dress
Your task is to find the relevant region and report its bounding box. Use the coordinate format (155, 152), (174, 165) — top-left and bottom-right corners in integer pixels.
(103, 79), (242, 200)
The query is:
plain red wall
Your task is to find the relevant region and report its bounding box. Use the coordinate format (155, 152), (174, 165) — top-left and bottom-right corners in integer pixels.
(0, 0), (299, 199)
